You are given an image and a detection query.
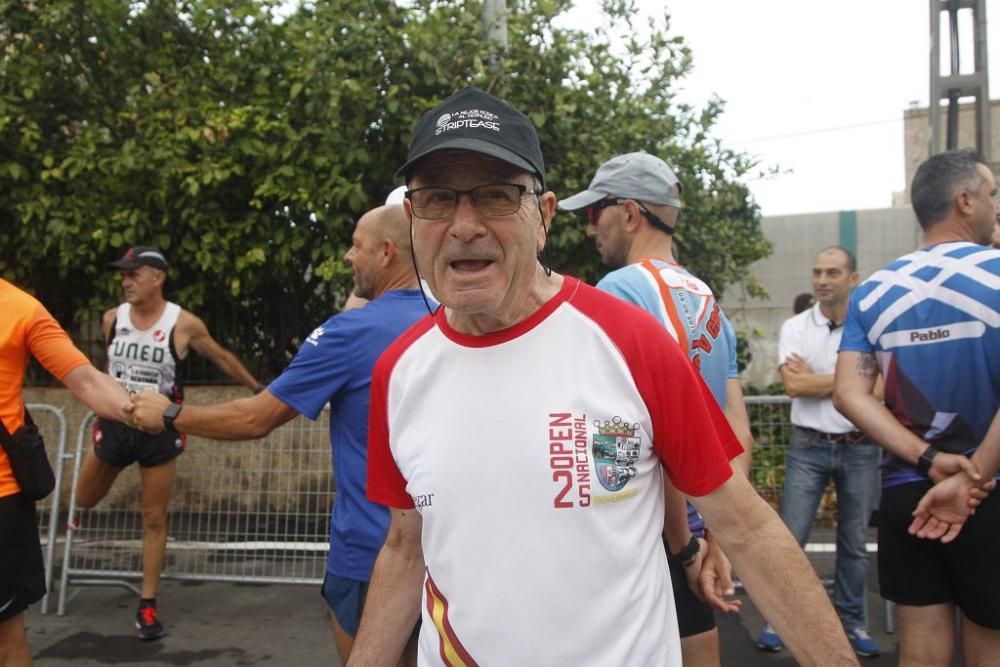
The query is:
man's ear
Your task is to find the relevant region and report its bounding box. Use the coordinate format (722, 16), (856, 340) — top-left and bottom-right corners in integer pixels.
(536, 191), (557, 252)
(380, 239), (395, 267)
(622, 199), (643, 232)
(955, 189), (974, 216)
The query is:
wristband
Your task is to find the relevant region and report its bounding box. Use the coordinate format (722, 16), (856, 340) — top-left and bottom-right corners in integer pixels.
(916, 445), (940, 476)
(672, 535), (700, 567)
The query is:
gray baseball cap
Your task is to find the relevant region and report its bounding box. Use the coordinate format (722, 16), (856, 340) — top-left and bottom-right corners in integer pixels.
(558, 151), (682, 213)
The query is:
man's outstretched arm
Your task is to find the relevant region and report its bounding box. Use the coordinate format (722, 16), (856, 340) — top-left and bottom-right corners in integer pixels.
(348, 508), (425, 667)
(182, 312), (261, 391)
(131, 390), (297, 440)
(691, 472), (858, 665)
(61, 364), (132, 423)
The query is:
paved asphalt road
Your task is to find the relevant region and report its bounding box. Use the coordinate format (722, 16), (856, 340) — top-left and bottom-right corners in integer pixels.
(26, 546), (926, 666)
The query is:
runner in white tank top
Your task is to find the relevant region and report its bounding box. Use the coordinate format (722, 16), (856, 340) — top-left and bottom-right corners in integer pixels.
(75, 245), (262, 641)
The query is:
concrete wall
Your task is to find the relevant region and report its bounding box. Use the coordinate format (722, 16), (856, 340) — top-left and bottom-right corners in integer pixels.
(721, 207), (922, 388)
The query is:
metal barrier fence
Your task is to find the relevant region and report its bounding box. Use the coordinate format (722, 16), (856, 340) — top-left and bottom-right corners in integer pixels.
(24, 404), (69, 615)
(746, 395), (800, 514)
(56, 410), (334, 615)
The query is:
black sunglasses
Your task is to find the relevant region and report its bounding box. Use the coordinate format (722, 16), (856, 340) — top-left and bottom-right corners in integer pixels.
(584, 197), (675, 236)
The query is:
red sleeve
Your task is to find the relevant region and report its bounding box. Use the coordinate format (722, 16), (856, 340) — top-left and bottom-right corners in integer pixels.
(27, 302), (89, 381)
(366, 317), (436, 509)
(570, 282), (742, 497)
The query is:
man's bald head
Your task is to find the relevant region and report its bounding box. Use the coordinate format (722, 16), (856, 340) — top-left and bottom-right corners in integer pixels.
(364, 204), (411, 256)
(345, 204), (417, 300)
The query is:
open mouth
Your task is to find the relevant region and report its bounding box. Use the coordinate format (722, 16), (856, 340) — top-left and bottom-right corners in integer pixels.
(450, 259), (493, 273)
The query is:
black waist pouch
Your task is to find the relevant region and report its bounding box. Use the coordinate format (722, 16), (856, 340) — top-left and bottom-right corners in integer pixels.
(0, 410), (55, 501)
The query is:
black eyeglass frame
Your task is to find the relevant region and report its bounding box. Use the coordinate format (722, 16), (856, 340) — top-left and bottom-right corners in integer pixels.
(405, 183), (543, 220)
(584, 197), (676, 236)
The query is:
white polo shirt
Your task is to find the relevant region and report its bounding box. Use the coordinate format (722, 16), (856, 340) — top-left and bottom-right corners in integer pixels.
(778, 302), (856, 434)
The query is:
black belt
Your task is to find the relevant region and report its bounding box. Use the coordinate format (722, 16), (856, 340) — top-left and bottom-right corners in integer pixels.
(795, 425), (868, 445)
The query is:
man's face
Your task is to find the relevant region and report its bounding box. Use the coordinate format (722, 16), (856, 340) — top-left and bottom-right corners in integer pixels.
(406, 151), (551, 323)
(811, 249), (858, 308)
(120, 266), (162, 304)
(344, 213), (380, 301)
(969, 164), (1000, 245)
(585, 200), (629, 269)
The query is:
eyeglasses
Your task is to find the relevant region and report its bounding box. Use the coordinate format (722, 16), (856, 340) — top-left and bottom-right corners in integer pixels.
(584, 197), (675, 236)
(406, 183), (542, 220)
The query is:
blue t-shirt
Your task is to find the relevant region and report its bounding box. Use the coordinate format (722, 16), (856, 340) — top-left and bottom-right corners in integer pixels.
(598, 258), (739, 533)
(840, 242), (1000, 488)
(268, 289), (432, 580)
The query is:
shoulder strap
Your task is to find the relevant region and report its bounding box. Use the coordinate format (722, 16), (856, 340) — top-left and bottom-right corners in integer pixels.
(0, 409), (34, 444)
(639, 259), (690, 352)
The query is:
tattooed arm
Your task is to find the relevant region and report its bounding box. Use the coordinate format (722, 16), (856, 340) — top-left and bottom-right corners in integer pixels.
(834, 351), (980, 482)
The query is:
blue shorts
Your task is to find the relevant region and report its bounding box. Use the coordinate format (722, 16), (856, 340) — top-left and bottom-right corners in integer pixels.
(321, 572), (422, 642)
(321, 573), (369, 636)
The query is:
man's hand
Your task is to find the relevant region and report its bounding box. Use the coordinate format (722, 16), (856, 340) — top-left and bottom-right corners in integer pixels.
(909, 473), (995, 543)
(131, 392), (171, 433)
(783, 353), (811, 375)
(679, 537), (708, 601)
(697, 537), (742, 614)
(928, 451), (983, 483)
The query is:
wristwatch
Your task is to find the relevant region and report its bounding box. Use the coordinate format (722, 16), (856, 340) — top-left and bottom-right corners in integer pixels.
(162, 403), (183, 432)
(916, 445), (940, 476)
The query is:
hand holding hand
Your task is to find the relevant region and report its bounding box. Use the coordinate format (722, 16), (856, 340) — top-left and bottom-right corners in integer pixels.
(908, 470), (992, 543)
(928, 451), (982, 483)
(131, 391), (171, 434)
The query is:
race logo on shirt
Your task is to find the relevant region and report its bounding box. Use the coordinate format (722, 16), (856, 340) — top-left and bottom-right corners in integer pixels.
(592, 417), (640, 492)
(548, 412), (591, 509)
(153, 329), (166, 343)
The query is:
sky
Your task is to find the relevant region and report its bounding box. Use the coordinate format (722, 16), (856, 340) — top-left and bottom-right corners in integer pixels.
(559, 0), (1000, 216)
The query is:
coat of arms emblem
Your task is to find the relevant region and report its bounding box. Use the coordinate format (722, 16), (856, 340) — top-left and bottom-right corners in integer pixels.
(592, 417), (641, 492)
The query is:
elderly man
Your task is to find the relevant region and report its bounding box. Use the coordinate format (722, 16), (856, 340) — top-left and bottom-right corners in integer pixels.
(834, 149), (1000, 666)
(1, 277), (132, 667)
(75, 245), (262, 640)
(346, 87), (856, 666)
(559, 152), (753, 667)
(131, 205), (428, 664)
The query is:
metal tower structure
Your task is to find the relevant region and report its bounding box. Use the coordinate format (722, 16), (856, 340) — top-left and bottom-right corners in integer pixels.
(928, 0), (991, 160)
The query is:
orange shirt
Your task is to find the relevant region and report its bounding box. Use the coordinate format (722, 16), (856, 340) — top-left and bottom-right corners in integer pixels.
(1, 278), (89, 498)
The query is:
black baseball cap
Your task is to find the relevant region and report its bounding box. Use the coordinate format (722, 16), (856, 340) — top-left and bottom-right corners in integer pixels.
(108, 246), (169, 271)
(396, 87), (546, 188)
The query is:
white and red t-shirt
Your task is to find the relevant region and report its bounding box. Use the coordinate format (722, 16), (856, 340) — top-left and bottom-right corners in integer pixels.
(368, 276), (742, 667)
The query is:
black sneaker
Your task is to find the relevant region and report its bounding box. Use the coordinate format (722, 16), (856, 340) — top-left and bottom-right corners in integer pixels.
(136, 602), (166, 640)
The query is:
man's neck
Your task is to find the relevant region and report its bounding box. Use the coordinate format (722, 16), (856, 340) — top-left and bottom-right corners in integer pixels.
(819, 301), (848, 326)
(921, 217), (978, 248)
(446, 270), (563, 336)
(626, 233), (674, 266)
(132, 294), (167, 328)
(375, 271), (420, 298)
